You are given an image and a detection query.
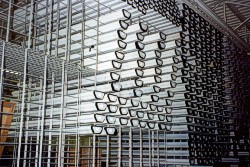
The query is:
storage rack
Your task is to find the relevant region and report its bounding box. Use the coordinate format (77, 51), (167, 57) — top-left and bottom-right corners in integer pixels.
(0, 0), (249, 167)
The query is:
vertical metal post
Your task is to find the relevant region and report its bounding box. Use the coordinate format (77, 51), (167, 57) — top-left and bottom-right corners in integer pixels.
(55, 0), (60, 57)
(106, 134), (110, 167)
(35, 79), (43, 167)
(43, 0), (49, 53)
(28, 136), (32, 167)
(65, 0), (72, 62)
(152, 131), (154, 166)
(38, 55), (48, 167)
(118, 126), (122, 167)
(58, 61), (65, 166)
(95, 0), (100, 87)
(32, 1), (37, 49)
(23, 0), (28, 47)
(28, 0), (34, 49)
(6, 0), (12, 42)
(16, 48), (28, 167)
(0, 42), (5, 120)
(157, 130), (159, 167)
(93, 0), (100, 166)
(23, 78), (32, 167)
(164, 131), (166, 166)
(140, 128), (143, 167)
(92, 135), (96, 167)
(148, 130), (151, 167)
(47, 0), (53, 55)
(81, 0), (86, 66)
(0, 41), (5, 145)
(76, 69), (81, 167)
(48, 73), (55, 167)
(129, 127), (132, 167)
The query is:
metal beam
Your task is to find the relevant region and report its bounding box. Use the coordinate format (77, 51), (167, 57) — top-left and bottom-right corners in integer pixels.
(227, 3), (250, 30)
(178, 0), (250, 50)
(234, 17), (250, 30)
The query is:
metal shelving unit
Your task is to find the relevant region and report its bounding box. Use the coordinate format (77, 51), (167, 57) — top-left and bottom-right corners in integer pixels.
(0, 0), (249, 167)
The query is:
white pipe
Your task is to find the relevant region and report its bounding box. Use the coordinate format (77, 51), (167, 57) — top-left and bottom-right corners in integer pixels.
(143, 32), (166, 44)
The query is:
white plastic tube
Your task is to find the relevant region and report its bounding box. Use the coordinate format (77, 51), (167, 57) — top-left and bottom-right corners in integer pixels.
(140, 76), (162, 85)
(120, 69), (144, 78)
(143, 32), (166, 44)
(124, 22), (148, 34)
(120, 79), (143, 90)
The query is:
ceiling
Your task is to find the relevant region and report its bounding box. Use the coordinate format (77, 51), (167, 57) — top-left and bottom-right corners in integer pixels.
(201, 0), (250, 44)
